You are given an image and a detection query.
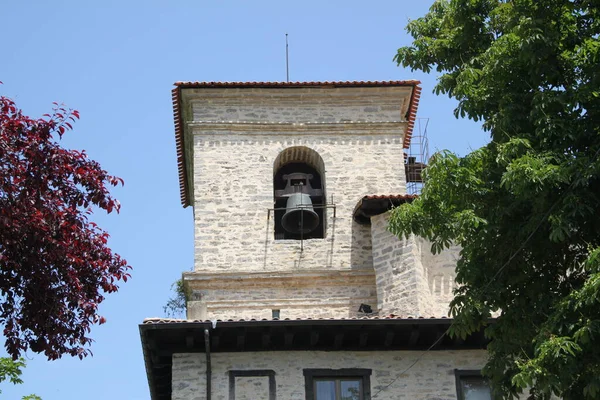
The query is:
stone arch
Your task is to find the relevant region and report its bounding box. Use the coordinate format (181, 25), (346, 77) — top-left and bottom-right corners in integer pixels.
(273, 146), (326, 178)
(273, 146), (327, 240)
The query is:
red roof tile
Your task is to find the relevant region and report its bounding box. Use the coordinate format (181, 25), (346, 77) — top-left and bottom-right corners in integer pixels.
(172, 81), (422, 207)
(174, 80), (421, 88)
(142, 314), (447, 325)
(353, 194), (418, 224)
(361, 194), (419, 201)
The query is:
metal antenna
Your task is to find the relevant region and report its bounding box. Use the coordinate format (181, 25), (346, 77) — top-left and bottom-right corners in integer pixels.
(285, 33), (290, 83)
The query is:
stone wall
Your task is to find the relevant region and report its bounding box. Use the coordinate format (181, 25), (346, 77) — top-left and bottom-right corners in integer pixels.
(182, 86), (412, 320)
(184, 86), (411, 275)
(190, 131), (406, 273)
(185, 269), (377, 321)
(181, 85), (462, 322)
(184, 86), (414, 125)
(419, 239), (460, 315)
(172, 349), (493, 400)
(371, 212), (459, 318)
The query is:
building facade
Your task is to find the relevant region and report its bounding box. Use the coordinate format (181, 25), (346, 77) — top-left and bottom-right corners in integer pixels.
(140, 81), (495, 400)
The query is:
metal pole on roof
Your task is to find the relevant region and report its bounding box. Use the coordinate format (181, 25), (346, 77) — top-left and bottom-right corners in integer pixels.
(286, 33), (290, 83)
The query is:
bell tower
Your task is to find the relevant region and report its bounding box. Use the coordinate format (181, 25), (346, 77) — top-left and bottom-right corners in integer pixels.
(172, 81), (458, 321)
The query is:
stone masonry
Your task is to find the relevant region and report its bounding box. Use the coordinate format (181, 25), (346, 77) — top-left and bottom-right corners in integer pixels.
(140, 82), (501, 400)
(172, 350), (502, 400)
(181, 86), (422, 320)
(371, 212), (460, 317)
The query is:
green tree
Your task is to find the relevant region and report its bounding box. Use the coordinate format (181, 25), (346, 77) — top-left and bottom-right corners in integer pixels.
(0, 357), (41, 399)
(390, 0), (600, 398)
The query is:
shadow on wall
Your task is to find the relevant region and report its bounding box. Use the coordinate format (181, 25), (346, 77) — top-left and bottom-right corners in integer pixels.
(350, 221), (373, 270)
(326, 212), (336, 269)
(417, 238), (460, 309)
(263, 214), (271, 269)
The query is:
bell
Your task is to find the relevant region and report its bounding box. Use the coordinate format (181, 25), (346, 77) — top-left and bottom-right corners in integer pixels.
(281, 193), (320, 234)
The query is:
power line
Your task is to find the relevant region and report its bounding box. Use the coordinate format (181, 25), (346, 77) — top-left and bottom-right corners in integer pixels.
(483, 144), (600, 290)
(372, 328), (448, 398)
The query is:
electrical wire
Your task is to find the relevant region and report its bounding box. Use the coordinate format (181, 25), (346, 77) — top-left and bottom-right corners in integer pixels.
(372, 145), (600, 398)
(371, 328), (449, 398)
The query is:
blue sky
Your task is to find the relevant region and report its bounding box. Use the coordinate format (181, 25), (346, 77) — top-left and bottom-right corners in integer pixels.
(1, 1), (488, 399)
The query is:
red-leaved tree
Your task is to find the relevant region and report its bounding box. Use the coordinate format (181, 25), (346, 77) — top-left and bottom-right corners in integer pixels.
(0, 93), (130, 360)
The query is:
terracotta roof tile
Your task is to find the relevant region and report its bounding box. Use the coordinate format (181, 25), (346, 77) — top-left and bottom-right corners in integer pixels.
(140, 312), (485, 400)
(362, 194), (419, 201)
(172, 81), (422, 207)
(174, 80), (421, 88)
(142, 314), (447, 325)
(353, 194), (418, 224)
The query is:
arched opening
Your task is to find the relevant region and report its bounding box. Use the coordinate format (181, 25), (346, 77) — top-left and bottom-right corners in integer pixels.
(273, 147), (326, 240)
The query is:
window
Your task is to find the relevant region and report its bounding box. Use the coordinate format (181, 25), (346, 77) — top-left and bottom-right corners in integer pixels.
(455, 370), (492, 400)
(304, 369), (371, 400)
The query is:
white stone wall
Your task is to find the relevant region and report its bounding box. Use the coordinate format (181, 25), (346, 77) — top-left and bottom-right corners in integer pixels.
(371, 212), (459, 317)
(172, 349), (491, 400)
(182, 86), (413, 321)
(184, 86), (410, 275)
(181, 85), (462, 322)
(184, 87), (414, 125)
(419, 240), (460, 315)
(190, 131), (406, 273)
(231, 375), (271, 400)
(185, 270), (377, 321)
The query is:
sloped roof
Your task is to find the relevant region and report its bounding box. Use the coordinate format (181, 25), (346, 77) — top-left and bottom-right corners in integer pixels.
(140, 316), (488, 400)
(353, 194), (418, 224)
(142, 314), (446, 324)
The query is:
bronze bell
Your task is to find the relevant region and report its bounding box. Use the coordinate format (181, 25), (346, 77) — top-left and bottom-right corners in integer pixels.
(281, 192), (319, 234)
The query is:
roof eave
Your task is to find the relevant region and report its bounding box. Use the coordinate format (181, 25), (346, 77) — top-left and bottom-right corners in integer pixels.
(172, 87), (190, 207)
(140, 317), (491, 400)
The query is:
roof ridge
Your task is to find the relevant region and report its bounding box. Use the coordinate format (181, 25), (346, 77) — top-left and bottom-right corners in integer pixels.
(174, 80), (421, 87)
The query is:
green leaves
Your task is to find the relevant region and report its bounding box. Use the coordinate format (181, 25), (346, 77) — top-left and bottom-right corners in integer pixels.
(0, 357), (26, 389)
(0, 357), (41, 399)
(500, 152), (567, 195)
(389, 147), (489, 256)
(393, 0), (600, 397)
(163, 278), (191, 318)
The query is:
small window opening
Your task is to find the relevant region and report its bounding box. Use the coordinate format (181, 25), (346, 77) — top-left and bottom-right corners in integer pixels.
(274, 161), (326, 240)
(455, 370), (491, 400)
